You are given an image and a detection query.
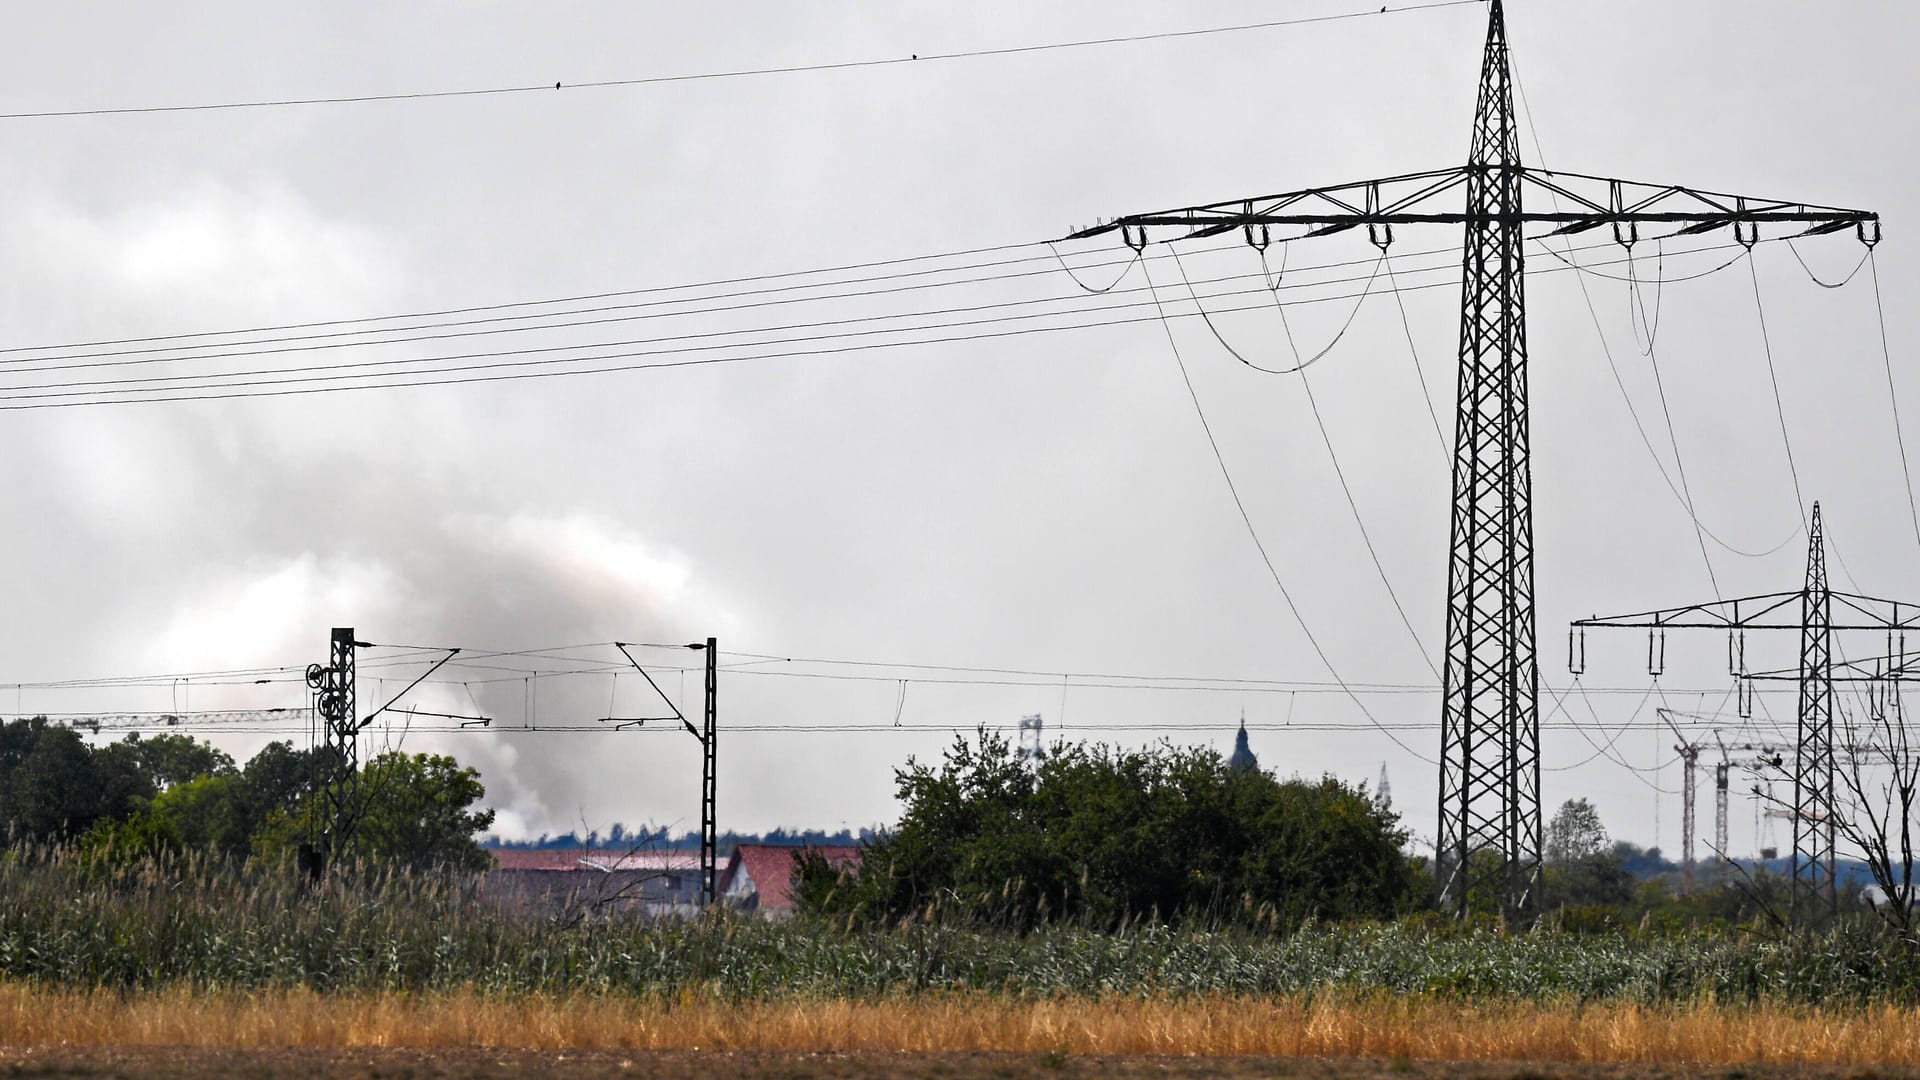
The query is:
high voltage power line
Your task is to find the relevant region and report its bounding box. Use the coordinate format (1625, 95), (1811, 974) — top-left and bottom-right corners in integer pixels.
(0, 234), (1748, 368)
(0, 644), (1836, 704)
(0, 2), (1482, 121)
(0, 234), (1829, 411)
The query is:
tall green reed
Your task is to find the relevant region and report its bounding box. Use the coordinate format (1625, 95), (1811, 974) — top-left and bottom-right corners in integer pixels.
(1, 843), (1915, 1003)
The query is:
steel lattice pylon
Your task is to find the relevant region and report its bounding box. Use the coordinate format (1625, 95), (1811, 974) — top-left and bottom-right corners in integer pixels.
(1792, 505), (1837, 920)
(1066, 0), (1877, 920)
(1573, 503), (1919, 927)
(1437, 3), (1539, 919)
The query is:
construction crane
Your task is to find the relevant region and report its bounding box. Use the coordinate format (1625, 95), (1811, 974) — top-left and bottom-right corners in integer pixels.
(1658, 708), (1707, 895)
(39, 708), (306, 733)
(1572, 504), (1918, 923)
(1656, 710), (1788, 890)
(1721, 734), (1790, 871)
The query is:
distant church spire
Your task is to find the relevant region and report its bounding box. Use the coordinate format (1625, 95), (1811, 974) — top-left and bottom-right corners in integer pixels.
(1227, 710), (1259, 772)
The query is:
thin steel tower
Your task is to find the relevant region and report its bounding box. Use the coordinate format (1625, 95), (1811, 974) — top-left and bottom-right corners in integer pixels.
(1066, 1), (1877, 917)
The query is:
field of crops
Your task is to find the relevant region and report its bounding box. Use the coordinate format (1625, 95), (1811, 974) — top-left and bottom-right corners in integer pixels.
(1, 847), (1916, 1004)
(2, 987), (1920, 1073)
(5, 849), (1920, 1073)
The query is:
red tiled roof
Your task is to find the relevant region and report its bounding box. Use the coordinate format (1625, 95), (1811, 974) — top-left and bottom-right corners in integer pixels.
(721, 844), (861, 910)
(579, 851), (700, 872)
(491, 849), (590, 871)
(489, 849), (700, 873)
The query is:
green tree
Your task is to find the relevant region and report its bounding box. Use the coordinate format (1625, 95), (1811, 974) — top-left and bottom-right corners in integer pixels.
(1546, 798), (1610, 863)
(241, 740), (326, 818)
(88, 739), (157, 823)
(802, 730), (1415, 929)
(148, 774), (255, 855)
(349, 752), (496, 873)
(120, 733), (235, 791)
(0, 719), (142, 840)
(1541, 798), (1635, 912)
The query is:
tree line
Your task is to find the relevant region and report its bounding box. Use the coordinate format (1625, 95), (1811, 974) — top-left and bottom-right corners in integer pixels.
(0, 717), (494, 872)
(0, 713), (1892, 935)
(794, 729), (1868, 933)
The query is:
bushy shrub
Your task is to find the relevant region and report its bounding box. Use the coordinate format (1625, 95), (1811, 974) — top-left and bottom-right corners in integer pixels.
(800, 730), (1417, 929)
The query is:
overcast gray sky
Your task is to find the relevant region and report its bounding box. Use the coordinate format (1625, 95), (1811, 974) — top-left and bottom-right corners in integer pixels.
(0, 1), (1914, 857)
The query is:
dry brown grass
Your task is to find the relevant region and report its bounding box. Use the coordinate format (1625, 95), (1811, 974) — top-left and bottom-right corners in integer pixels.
(0, 986), (1913, 1068)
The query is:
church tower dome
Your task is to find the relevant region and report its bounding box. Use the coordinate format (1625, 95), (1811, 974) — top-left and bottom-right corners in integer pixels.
(1227, 712), (1258, 772)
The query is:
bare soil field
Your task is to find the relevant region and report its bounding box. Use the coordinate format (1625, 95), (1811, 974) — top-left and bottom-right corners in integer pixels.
(0, 1048), (1914, 1080)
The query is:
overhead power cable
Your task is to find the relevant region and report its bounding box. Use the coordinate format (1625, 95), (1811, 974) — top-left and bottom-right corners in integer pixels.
(1785, 239), (1872, 290)
(1513, 61), (1741, 589)
(0, 2), (1481, 121)
(1379, 252), (1451, 458)
(1746, 250), (1809, 524)
(0, 237), (1789, 412)
(1543, 679), (1661, 774)
(1169, 239), (1442, 681)
(1868, 250), (1920, 553)
(0, 232), (1717, 373)
(1143, 250), (1437, 766)
(38, 710), (1799, 738)
(1638, 265), (1723, 598)
(0, 240), (1047, 356)
(0, 277), (1465, 407)
(0, 256), (1438, 381)
(0, 638), (1820, 711)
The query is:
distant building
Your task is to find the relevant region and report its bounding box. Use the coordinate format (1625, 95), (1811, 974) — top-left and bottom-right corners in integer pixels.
(484, 848), (703, 916)
(1227, 714), (1259, 772)
(719, 843), (862, 918)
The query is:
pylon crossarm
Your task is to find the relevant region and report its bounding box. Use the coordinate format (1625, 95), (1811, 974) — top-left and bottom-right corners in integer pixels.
(1746, 650), (1920, 683)
(1573, 591), (1804, 631)
(1748, 671), (1898, 684)
(1519, 168), (1879, 235)
(1063, 167), (1471, 241)
(1828, 593), (1920, 629)
(1064, 165), (1878, 245)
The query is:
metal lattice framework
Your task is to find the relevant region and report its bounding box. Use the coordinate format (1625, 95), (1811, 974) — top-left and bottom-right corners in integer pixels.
(307, 626), (361, 873)
(1659, 708), (1706, 895)
(1794, 508), (1837, 919)
(301, 629), (463, 877)
(1066, 0), (1878, 919)
(1443, 4), (1538, 920)
(1572, 505), (1920, 924)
